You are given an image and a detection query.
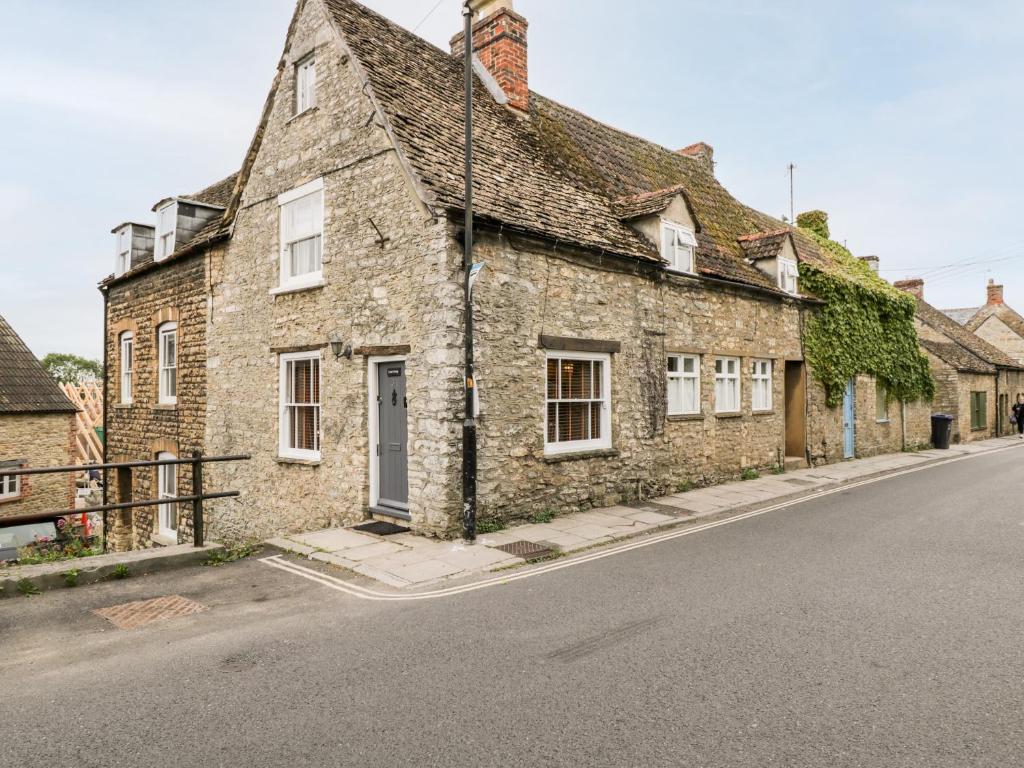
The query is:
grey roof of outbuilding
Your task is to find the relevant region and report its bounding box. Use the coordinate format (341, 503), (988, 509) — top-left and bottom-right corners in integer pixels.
(0, 315), (78, 414)
(942, 306), (981, 325)
(919, 338), (995, 375)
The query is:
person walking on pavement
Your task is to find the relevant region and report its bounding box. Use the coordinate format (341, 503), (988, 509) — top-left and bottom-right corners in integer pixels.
(1012, 394), (1024, 438)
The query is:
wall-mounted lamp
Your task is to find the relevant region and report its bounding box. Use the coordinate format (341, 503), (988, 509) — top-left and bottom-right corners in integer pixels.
(330, 333), (352, 360)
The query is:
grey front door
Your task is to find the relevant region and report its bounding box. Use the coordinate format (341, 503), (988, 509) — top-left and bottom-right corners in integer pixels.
(376, 361), (409, 510)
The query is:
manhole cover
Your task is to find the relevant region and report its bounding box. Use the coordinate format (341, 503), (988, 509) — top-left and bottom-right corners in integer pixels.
(784, 478), (816, 487)
(353, 521), (410, 536)
(494, 540), (556, 560)
(93, 595), (206, 630)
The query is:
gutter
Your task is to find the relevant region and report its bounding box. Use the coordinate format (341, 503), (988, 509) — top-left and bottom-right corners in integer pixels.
(99, 229), (230, 289)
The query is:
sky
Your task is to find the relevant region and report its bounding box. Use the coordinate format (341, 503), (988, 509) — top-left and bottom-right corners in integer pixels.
(3, 0), (1024, 360)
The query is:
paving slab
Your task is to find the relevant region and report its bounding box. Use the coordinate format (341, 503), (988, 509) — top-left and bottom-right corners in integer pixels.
(561, 523), (618, 541)
(351, 562), (412, 588)
(310, 551), (359, 569)
(339, 541), (407, 562)
(291, 528), (376, 552)
(384, 559), (464, 584)
(267, 537), (317, 556)
(623, 510), (677, 525)
(432, 545), (521, 570)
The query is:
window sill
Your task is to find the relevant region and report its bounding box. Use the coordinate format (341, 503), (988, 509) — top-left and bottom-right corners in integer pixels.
(153, 403), (178, 411)
(715, 411), (743, 419)
(542, 448), (619, 464)
(752, 409), (776, 416)
(152, 532), (178, 547)
(0, 495), (24, 505)
(276, 455), (321, 467)
(287, 106), (318, 124)
(270, 278), (325, 297)
(666, 268), (698, 278)
(113, 403), (133, 410)
(876, 418), (891, 424)
(667, 413), (703, 422)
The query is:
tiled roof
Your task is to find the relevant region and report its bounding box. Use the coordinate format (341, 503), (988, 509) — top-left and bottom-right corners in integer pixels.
(0, 315), (78, 414)
(919, 338), (994, 374)
(324, 0), (828, 292)
(611, 185), (698, 223)
(963, 302), (1024, 343)
(102, 173), (238, 286)
(914, 298), (1023, 369)
(737, 229), (792, 261)
(942, 306), (981, 325)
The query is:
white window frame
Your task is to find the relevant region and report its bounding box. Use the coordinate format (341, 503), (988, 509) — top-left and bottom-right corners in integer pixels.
(779, 257), (798, 294)
(158, 322), (177, 405)
(156, 452), (177, 539)
(714, 357), (741, 413)
(115, 226), (132, 276)
(277, 178), (325, 291)
(0, 463), (22, 501)
(155, 202), (177, 261)
(279, 350), (322, 461)
(119, 332), (134, 405)
(661, 220), (697, 274)
(667, 354), (701, 416)
(543, 351), (612, 456)
(295, 53), (317, 115)
(751, 359), (772, 412)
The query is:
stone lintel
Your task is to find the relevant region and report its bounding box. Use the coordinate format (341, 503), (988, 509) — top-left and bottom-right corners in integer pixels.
(355, 344), (412, 357)
(538, 335), (621, 354)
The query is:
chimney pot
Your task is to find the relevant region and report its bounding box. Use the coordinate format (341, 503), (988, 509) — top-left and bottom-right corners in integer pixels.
(987, 278), (1004, 305)
(894, 278), (924, 301)
(859, 255), (880, 274)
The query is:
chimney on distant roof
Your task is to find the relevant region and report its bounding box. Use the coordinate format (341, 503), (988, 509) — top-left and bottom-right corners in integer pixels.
(451, 0), (529, 114)
(987, 278), (1004, 305)
(679, 142), (714, 174)
(859, 255), (880, 273)
(894, 278), (924, 300)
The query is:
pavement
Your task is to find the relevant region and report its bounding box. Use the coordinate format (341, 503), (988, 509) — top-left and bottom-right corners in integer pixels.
(267, 436), (1020, 589)
(3, 436), (1024, 766)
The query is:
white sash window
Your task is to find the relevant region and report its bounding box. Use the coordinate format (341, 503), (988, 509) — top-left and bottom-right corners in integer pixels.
(157, 452), (177, 538)
(715, 357), (740, 413)
(278, 179), (324, 290)
(296, 55), (317, 114)
(280, 352), (322, 460)
(751, 359), (772, 411)
(120, 332), (134, 404)
(544, 352), (612, 455)
(158, 323), (177, 405)
(667, 354), (700, 415)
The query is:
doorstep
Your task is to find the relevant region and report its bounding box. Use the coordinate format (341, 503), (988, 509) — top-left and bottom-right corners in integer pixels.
(265, 436), (1023, 591)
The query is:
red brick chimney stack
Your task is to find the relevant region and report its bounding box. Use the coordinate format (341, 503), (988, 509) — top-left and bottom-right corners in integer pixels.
(450, 1), (530, 114)
(679, 142), (715, 174)
(894, 278), (924, 300)
(987, 278), (1004, 305)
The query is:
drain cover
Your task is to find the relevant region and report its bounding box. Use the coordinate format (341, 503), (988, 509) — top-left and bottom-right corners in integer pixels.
(94, 595), (206, 630)
(353, 521), (410, 536)
(494, 540), (556, 560)
(784, 478), (816, 487)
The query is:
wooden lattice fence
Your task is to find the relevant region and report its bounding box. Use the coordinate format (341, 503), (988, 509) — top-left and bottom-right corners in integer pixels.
(61, 381), (103, 464)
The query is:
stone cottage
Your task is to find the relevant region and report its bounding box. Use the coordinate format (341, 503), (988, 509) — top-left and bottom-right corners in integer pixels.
(0, 315), (78, 520)
(895, 278), (1024, 441)
(944, 279), (1024, 365)
(101, 0), (936, 545)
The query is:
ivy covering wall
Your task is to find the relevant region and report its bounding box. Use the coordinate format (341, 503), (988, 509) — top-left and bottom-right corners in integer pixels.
(798, 229), (934, 408)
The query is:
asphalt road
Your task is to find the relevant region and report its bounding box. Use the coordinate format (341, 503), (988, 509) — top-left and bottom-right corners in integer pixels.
(3, 446), (1024, 767)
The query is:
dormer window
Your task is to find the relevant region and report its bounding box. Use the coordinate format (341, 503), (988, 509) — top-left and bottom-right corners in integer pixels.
(296, 54), (317, 115)
(661, 221), (696, 274)
(115, 226), (132, 277)
(155, 202), (177, 261)
(779, 257), (798, 295)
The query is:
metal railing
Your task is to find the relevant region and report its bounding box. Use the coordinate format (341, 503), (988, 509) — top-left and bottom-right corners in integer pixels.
(1, 453), (250, 548)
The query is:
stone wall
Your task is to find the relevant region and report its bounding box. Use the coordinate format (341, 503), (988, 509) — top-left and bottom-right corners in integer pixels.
(105, 249), (212, 550)
(467, 229), (811, 524)
(957, 372), (997, 443)
(204, 0), (460, 542)
(0, 413), (76, 519)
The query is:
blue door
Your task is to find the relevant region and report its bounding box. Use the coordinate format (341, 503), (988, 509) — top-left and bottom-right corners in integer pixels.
(842, 379), (855, 459)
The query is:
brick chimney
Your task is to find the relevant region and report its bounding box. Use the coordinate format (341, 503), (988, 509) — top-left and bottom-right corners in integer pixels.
(894, 278), (924, 300)
(450, 1), (529, 114)
(987, 278), (1004, 305)
(679, 142), (714, 174)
